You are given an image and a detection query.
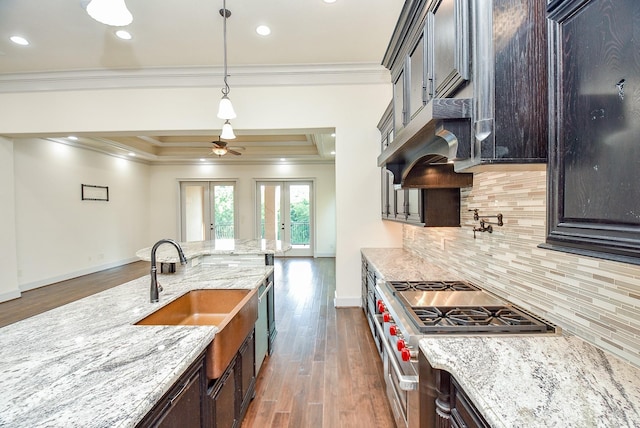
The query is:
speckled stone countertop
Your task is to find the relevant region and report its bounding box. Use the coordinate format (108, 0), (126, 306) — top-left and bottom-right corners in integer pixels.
(419, 337), (640, 428)
(362, 247), (640, 427)
(0, 263), (273, 428)
(361, 247), (461, 280)
(136, 239), (291, 263)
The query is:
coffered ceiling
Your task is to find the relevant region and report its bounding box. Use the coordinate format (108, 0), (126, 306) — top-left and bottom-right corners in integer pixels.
(0, 0), (403, 164)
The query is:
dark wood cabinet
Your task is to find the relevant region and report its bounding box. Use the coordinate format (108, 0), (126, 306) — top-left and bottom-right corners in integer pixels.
(265, 272), (276, 354)
(419, 352), (488, 428)
(238, 330), (256, 420)
(136, 353), (206, 428)
(378, 0), (548, 177)
(543, 0), (640, 264)
(209, 363), (237, 428)
(207, 330), (256, 428)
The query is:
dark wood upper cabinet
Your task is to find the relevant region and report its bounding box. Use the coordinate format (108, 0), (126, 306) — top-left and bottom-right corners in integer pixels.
(543, 0), (640, 264)
(378, 0), (548, 178)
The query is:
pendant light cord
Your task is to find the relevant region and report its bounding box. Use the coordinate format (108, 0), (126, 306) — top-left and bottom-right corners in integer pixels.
(221, 0), (230, 97)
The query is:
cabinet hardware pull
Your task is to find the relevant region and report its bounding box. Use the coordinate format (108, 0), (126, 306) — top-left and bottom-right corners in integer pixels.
(258, 281), (274, 302)
(168, 378), (191, 406)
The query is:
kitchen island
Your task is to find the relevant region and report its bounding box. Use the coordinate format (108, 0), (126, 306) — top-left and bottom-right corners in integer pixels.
(362, 248), (640, 427)
(0, 260), (273, 427)
(136, 238), (291, 264)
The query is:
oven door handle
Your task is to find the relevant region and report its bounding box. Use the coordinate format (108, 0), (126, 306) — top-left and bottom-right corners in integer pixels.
(374, 315), (418, 391)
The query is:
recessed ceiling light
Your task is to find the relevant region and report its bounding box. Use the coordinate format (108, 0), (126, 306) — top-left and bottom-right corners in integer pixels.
(128, 152), (136, 156)
(280, 158), (286, 161)
(256, 25), (271, 36)
(200, 158), (206, 162)
(323, 0), (337, 3)
(10, 36), (29, 46)
(68, 136), (78, 140)
(115, 30), (132, 40)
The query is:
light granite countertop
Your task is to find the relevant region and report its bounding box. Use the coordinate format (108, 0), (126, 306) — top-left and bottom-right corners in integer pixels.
(362, 247), (640, 427)
(136, 239), (291, 263)
(0, 263), (273, 428)
(419, 336), (640, 428)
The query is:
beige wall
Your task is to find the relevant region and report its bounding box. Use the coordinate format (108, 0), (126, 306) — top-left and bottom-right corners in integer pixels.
(0, 137), (19, 301)
(403, 169), (640, 368)
(13, 138), (151, 290)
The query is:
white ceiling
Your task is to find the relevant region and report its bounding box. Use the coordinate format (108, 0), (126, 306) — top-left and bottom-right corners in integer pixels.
(0, 0), (403, 164)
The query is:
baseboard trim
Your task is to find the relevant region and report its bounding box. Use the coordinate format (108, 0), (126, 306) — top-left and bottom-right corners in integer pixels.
(333, 296), (362, 308)
(314, 252), (336, 258)
(0, 289), (21, 304)
(19, 257), (140, 292)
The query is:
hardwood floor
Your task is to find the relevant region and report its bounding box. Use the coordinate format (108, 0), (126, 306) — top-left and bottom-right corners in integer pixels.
(0, 258), (395, 427)
(0, 261), (150, 328)
(242, 258), (395, 428)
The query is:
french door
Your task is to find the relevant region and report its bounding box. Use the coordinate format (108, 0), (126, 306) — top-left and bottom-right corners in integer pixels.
(180, 181), (237, 242)
(256, 181), (313, 257)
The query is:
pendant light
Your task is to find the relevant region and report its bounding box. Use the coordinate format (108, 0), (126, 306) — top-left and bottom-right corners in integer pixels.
(86, 0), (133, 27)
(217, 1), (237, 139)
(220, 120), (236, 139)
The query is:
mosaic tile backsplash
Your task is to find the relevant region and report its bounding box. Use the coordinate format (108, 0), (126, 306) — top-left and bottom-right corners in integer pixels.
(403, 170), (640, 368)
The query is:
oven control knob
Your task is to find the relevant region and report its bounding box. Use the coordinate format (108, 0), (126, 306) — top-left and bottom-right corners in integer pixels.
(396, 339), (405, 351)
(377, 300), (385, 313)
(401, 347), (411, 362)
(389, 325), (398, 336)
(383, 313), (392, 323)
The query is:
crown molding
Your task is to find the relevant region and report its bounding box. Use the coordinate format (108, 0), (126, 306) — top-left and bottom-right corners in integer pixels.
(0, 63), (391, 93)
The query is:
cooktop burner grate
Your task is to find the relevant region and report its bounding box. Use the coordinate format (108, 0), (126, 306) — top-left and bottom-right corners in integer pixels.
(388, 280), (479, 293)
(407, 305), (555, 334)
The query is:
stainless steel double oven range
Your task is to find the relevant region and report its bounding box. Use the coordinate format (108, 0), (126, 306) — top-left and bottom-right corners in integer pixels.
(367, 278), (558, 428)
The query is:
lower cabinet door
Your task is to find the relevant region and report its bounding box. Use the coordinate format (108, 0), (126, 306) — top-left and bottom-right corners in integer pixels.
(154, 372), (202, 428)
(209, 366), (237, 428)
(136, 353), (205, 428)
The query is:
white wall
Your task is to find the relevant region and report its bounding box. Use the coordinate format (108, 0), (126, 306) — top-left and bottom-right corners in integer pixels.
(1, 83), (402, 304)
(147, 163), (337, 256)
(0, 137), (20, 301)
(13, 138), (150, 290)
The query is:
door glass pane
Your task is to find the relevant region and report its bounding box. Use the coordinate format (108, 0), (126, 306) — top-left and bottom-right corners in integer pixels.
(213, 185), (235, 239)
(289, 185), (310, 247)
(184, 184), (206, 242)
(260, 184), (281, 240)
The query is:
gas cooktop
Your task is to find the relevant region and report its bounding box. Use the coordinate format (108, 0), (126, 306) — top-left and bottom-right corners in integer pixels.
(387, 280), (479, 293)
(392, 288), (557, 335)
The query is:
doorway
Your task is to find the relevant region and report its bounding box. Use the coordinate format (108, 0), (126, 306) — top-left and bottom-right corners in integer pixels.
(257, 181), (313, 257)
(180, 181), (237, 242)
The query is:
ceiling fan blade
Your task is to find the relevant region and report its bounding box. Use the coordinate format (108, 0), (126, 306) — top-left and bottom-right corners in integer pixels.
(228, 149), (242, 156)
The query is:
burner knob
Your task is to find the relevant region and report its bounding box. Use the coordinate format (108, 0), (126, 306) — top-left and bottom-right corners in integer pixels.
(383, 313), (392, 323)
(377, 300), (385, 313)
(396, 339), (405, 351)
(389, 325), (398, 336)
(401, 348), (411, 362)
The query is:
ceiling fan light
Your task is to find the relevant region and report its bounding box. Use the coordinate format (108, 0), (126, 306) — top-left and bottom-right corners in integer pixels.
(86, 0), (133, 27)
(217, 95), (236, 119)
(220, 121), (236, 140)
(212, 147), (228, 156)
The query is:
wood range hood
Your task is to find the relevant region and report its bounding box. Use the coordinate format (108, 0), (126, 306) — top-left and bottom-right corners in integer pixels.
(378, 99), (473, 190)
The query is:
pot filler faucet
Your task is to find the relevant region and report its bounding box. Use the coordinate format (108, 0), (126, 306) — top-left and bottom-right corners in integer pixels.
(150, 239), (187, 303)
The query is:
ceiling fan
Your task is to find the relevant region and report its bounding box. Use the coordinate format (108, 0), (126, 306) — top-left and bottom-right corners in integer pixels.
(211, 138), (243, 157)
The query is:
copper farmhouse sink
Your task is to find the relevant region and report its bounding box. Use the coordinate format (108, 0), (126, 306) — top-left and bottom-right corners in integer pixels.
(136, 288), (258, 379)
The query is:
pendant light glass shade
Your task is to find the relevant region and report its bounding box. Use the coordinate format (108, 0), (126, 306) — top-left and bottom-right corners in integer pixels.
(217, 95), (236, 120)
(86, 0), (133, 26)
(220, 120), (236, 140)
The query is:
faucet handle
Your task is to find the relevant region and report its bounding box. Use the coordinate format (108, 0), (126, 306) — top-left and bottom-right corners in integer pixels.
(157, 282), (163, 292)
